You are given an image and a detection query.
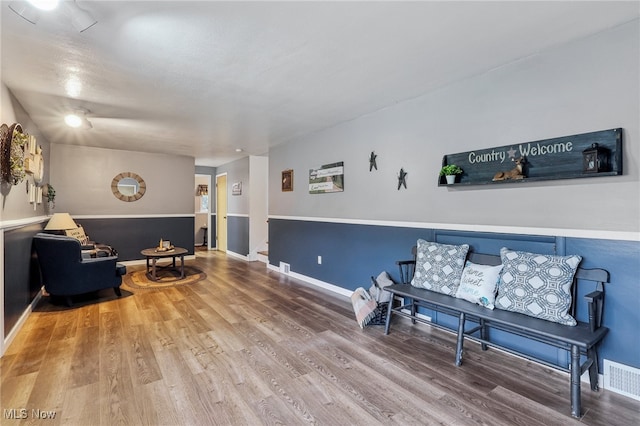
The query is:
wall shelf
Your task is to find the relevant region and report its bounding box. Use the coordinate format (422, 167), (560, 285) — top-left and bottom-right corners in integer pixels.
(438, 128), (623, 187)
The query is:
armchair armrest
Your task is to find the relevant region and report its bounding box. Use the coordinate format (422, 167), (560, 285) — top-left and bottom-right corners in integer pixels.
(584, 290), (604, 332)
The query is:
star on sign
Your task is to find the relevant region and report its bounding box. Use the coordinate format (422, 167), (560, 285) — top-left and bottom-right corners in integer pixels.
(507, 147), (517, 159)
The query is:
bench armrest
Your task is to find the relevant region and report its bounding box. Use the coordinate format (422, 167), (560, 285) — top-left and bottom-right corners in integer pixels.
(584, 290), (603, 303)
(584, 290), (604, 332)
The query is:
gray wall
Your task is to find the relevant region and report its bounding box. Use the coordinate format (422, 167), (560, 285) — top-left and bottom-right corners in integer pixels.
(269, 21), (639, 234)
(1, 85), (50, 221)
(50, 144), (194, 216)
(217, 157), (250, 215)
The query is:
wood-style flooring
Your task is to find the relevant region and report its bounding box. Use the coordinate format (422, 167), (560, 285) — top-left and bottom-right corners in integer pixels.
(2, 250), (638, 425)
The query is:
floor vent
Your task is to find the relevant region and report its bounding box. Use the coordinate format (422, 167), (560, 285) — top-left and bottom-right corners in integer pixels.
(603, 359), (640, 401)
(279, 262), (290, 274)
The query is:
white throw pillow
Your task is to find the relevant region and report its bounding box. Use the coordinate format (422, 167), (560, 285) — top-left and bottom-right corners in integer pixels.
(455, 261), (503, 309)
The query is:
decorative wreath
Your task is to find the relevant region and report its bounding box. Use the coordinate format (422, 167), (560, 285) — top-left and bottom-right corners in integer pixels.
(0, 123), (27, 185)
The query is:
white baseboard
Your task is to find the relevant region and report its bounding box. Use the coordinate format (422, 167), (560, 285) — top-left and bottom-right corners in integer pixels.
(226, 250), (249, 261)
(2, 289), (43, 357)
(266, 263), (352, 298)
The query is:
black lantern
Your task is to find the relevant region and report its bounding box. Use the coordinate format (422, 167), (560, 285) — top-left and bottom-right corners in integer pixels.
(582, 143), (609, 173)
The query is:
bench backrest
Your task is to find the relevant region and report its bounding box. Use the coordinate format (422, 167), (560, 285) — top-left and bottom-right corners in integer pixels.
(401, 246), (609, 320)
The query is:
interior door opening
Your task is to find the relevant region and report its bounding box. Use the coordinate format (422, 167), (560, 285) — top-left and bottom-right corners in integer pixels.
(195, 174), (211, 250)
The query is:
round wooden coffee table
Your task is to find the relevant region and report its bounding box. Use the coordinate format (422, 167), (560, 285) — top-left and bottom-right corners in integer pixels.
(140, 247), (188, 281)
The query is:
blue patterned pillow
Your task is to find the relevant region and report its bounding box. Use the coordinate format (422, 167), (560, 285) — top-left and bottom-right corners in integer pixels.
(495, 248), (582, 326)
(411, 240), (469, 295)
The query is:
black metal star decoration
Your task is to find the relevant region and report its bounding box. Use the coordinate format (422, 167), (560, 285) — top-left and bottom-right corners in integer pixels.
(369, 151), (377, 171)
(397, 168), (407, 190)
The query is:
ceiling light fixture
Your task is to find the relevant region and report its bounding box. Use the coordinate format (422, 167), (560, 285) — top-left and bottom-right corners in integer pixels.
(64, 109), (92, 129)
(63, 1), (97, 32)
(27, 0), (59, 11)
(9, 0), (97, 32)
(8, 1), (41, 24)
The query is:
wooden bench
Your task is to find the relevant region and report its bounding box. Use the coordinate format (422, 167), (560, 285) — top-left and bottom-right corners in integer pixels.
(383, 250), (609, 418)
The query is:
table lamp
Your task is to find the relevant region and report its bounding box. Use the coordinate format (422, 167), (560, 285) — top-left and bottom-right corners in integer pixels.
(44, 213), (78, 234)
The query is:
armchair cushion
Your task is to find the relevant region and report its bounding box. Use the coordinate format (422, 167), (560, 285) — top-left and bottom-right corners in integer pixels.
(65, 226), (90, 245)
(65, 226), (117, 257)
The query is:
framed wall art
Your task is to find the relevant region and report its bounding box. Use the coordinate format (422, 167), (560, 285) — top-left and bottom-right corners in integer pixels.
(282, 169), (293, 192)
(309, 162), (344, 194)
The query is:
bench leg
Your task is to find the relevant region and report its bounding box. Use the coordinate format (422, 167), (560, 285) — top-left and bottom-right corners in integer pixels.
(411, 299), (417, 324)
(587, 347), (600, 391)
(480, 318), (488, 351)
(384, 298), (394, 335)
(570, 345), (582, 418)
(455, 312), (466, 366)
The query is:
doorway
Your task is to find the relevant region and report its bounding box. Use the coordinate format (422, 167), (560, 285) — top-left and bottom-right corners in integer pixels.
(216, 173), (227, 252)
(195, 174), (211, 250)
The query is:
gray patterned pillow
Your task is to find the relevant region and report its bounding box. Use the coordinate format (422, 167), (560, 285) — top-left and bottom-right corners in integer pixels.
(411, 240), (469, 295)
(495, 247), (582, 326)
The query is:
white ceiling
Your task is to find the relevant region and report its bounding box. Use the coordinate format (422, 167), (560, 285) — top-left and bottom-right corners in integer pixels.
(2, 1), (638, 167)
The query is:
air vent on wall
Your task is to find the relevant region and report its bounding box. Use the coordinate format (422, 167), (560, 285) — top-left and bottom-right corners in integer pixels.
(604, 359), (640, 401)
(279, 262), (290, 274)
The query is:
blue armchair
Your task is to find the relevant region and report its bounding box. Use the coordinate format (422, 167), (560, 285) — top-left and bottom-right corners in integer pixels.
(33, 233), (126, 306)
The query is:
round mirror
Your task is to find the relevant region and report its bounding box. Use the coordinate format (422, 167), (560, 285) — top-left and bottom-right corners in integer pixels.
(111, 172), (146, 202)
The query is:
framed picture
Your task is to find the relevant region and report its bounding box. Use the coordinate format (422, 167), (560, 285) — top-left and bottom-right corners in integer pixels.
(232, 181), (242, 195)
(309, 161), (344, 194)
(282, 169), (293, 192)
(162, 240), (171, 249)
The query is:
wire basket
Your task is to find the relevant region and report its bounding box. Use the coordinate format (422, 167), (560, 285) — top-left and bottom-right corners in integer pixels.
(367, 302), (389, 326)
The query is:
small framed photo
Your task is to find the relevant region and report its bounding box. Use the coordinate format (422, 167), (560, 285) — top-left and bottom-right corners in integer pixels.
(282, 169), (293, 192)
(232, 181), (242, 195)
(162, 240), (171, 249)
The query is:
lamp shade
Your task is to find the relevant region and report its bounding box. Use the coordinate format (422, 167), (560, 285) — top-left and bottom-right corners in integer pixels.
(44, 213), (77, 231)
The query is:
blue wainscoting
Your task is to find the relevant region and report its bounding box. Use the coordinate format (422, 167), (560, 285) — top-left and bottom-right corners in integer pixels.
(78, 216), (194, 261)
(4, 223), (44, 335)
(227, 215), (249, 256)
(268, 218), (640, 370)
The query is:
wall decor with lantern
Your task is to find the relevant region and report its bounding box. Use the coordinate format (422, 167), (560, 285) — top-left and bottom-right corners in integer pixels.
(438, 128), (622, 186)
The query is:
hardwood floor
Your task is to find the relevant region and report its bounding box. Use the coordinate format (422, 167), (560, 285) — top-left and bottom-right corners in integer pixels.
(2, 251), (638, 425)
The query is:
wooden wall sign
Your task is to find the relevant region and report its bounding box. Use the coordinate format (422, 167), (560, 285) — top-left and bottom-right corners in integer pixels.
(438, 128), (622, 186)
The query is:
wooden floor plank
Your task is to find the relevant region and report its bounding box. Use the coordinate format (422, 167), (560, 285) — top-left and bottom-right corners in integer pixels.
(1, 250), (637, 426)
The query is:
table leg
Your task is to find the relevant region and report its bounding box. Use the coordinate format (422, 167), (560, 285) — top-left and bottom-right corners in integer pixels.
(152, 258), (157, 281)
(180, 255), (184, 278)
(146, 256), (150, 274)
